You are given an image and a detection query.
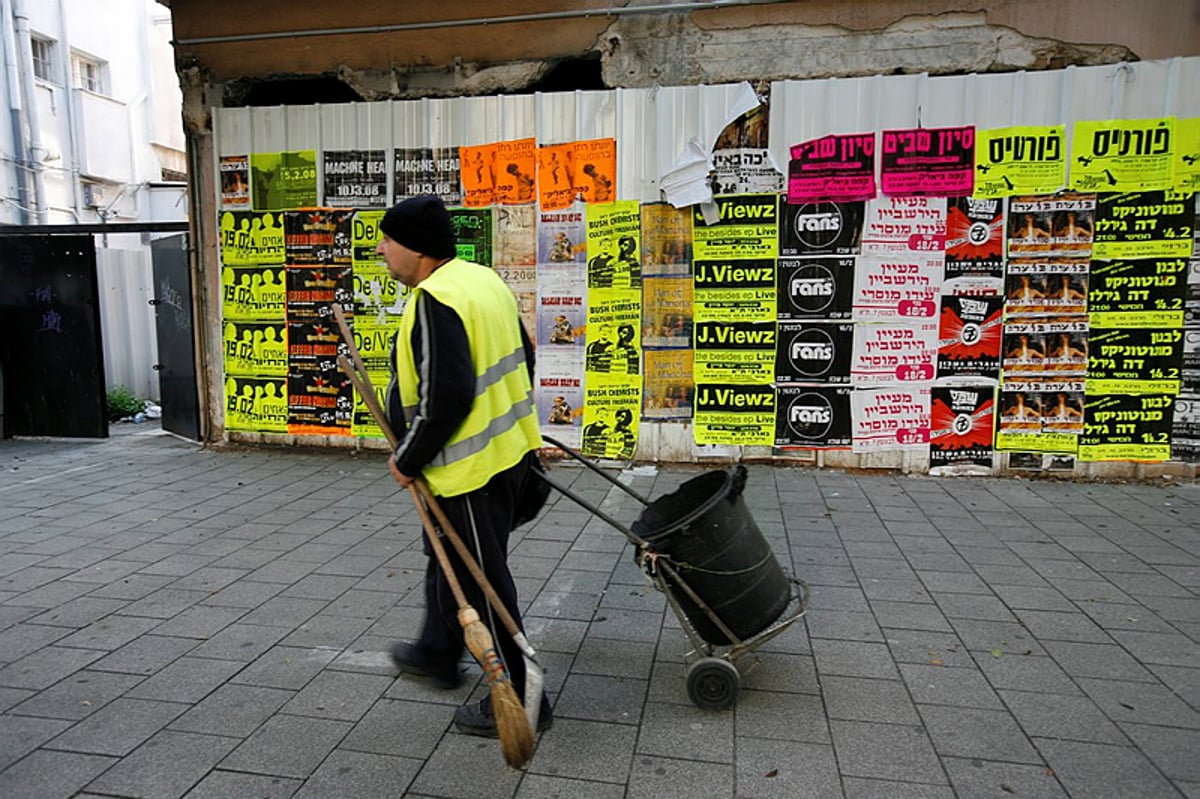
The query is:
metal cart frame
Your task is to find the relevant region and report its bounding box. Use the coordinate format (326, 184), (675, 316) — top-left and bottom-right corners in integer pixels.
(536, 437), (810, 710)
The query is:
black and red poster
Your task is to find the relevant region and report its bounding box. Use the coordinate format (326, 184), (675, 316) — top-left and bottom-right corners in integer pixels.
(930, 385), (995, 468)
(937, 294), (1004, 379)
(945, 197), (1004, 279)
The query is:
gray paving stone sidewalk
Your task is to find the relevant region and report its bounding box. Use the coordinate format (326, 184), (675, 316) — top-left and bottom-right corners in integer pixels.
(1, 426), (1197, 798)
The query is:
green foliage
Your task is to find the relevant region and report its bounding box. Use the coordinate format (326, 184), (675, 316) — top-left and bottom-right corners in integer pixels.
(106, 386), (144, 422)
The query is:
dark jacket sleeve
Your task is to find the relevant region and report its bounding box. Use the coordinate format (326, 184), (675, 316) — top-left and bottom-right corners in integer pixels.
(392, 293), (474, 477)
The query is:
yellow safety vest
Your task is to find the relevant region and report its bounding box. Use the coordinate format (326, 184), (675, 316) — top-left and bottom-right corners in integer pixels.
(395, 258), (542, 496)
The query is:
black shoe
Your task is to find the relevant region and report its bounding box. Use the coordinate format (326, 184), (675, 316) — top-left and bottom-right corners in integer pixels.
(390, 642), (464, 689)
(453, 693), (554, 738)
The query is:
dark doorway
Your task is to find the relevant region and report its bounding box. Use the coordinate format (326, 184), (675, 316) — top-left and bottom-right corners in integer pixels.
(0, 234), (107, 437)
(150, 234), (201, 441)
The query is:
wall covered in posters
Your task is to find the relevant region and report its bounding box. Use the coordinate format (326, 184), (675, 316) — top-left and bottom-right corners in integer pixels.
(211, 58), (1200, 475)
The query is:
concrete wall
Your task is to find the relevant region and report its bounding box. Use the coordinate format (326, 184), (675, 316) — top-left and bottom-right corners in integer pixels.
(167, 0), (1196, 100)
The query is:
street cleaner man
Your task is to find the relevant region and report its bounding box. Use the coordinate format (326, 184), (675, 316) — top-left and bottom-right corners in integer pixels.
(377, 195), (552, 735)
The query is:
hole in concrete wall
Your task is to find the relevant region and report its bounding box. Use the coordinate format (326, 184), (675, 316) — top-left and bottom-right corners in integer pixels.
(232, 76), (363, 107)
(520, 55), (605, 93)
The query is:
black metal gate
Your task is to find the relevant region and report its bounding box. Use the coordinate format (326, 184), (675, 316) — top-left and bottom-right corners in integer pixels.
(0, 234), (107, 437)
(150, 234), (201, 441)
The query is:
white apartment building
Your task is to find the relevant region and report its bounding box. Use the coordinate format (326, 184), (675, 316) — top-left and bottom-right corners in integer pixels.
(1, 0), (188, 400)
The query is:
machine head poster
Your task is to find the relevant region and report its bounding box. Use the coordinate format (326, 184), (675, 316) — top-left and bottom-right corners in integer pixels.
(1092, 190), (1194, 260)
(394, 147), (462, 205)
(323, 149), (387, 208)
(945, 197), (1004, 279)
(776, 321), (853, 384)
(777, 257), (855, 319)
(779, 201), (864, 256)
(972, 126), (1066, 199)
(694, 383), (775, 446)
(937, 294), (1004, 379)
(787, 133), (877, 204)
(880, 126), (975, 197)
(930, 385), (996, 470)
(775, 385), (852, 448)
(1070, 117), (1174, 192)
(1079, 393), (1174, 461)
(250, 151), (318, 211)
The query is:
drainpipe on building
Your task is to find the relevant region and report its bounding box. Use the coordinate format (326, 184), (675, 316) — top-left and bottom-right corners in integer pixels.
(56, 0), (81, 217)
(12, 0), (46, 223)
(2, 0), (31, 223)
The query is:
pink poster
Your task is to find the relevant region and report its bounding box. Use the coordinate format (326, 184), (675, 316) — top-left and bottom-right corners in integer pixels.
(787, 133), (876, 204)
(880, 126), (975, 197)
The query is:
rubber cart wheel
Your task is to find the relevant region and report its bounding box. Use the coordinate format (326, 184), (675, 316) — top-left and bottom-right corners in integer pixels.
(686, 657), (740, 710)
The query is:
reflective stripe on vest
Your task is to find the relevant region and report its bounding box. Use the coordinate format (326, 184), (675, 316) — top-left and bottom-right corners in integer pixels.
(395, 259), (542, 496)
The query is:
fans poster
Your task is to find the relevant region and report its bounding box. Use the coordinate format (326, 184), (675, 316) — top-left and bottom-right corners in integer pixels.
(775, 385), (852, 448)
(777, 257), (855, 319)
(776, 321), (853, 384)
(779, 201), (864, 256)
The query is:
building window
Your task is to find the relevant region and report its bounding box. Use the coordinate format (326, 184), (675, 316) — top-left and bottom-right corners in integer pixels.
(72, 52), (106, 94)
(31, 37), (56, 82)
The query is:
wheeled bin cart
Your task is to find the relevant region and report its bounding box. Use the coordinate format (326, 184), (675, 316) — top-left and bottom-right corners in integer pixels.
(536, 437), (809, 710)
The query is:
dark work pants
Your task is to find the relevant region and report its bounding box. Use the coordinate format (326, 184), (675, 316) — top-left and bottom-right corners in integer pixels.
(417, 451), (535, 700)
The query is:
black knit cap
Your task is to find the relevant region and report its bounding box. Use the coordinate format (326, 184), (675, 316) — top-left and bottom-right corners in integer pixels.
(379, 195), (456, 258)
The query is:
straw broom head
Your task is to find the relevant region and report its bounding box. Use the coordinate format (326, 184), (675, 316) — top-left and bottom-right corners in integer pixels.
(458, 607), (536, 768)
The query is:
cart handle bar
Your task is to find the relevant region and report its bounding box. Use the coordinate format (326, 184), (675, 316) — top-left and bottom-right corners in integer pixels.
(535, 469), (652, 551)
(539, 435), (652, 507)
